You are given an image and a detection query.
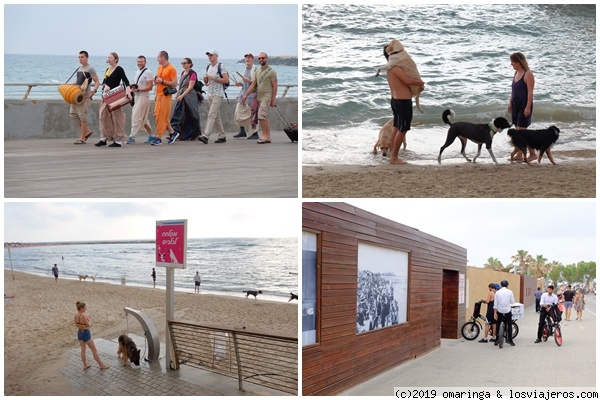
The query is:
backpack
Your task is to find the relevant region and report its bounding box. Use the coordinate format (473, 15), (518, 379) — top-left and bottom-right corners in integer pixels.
(189, 69), (205, 93)
(206, 62), (230, 94)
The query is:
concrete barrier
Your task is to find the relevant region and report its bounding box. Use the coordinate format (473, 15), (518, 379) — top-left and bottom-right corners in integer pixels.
(3, 98), (298, 140)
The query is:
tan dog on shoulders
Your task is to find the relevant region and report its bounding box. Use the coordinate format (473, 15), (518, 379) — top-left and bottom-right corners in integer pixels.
(375, 39), (424, 113)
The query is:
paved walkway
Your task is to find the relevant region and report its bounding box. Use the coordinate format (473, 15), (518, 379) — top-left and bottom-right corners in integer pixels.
(60, 334), (290, 396)
(341, 298), (596, 395)
(4, 134), (297, 198)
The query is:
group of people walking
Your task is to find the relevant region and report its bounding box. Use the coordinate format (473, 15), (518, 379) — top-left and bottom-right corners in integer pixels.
(68, 49), (278, 147)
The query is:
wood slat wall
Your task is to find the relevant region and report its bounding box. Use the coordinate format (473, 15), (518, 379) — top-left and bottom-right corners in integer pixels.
(302, 202), (467, 396)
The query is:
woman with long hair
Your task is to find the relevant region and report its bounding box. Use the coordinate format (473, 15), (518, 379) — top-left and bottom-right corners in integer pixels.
(508, 52), (536, 161)
(573, 289), (585, 320)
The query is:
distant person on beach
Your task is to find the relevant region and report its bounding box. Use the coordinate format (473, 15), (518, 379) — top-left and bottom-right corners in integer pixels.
(508, 52), (536, 162)
(52, 263), (59, 282)
(151, 268), (156, 288)
(74, 301), (110, 370)
(71, 50), (101, 145)
(152, 50), (178, 146)
(242, 52), (278, 144)
(233, 53), (259, 140)
(94, 52), (132, 148)
(198, 50), (229, 144)
(383, 45), (424, 165)
(194, 271), (202, 293)
(127, 55), (154, 144)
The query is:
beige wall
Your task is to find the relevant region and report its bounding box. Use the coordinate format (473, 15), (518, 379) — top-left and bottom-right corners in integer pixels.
(465, 267), (522, 321)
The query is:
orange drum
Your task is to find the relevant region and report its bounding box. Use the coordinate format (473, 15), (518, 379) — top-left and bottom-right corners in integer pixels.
(58, 84), (85, 105)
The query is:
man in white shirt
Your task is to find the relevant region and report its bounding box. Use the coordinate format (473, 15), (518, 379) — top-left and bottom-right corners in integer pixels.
(494, 280), (516, 346)
(128, 56), (154, 144)
(535, 285), (558, 343)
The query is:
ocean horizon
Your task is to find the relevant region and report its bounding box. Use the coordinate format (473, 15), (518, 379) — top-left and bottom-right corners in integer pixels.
(4, 237), (298, 303)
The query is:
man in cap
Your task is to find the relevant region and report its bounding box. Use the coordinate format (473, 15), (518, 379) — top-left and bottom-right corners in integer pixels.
(233, 53), (259, 139)
(198, 50), (229, 144)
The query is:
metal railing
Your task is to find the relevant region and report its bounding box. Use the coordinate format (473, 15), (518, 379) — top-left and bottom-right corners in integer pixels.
(168, 320), (297, 395)
(4, 83), (298, 100)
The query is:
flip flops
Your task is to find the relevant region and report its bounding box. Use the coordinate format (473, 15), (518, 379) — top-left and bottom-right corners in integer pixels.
(257, 140), (271, 144)
(84, 131), (93, 141)
(74, 139), (86, 144)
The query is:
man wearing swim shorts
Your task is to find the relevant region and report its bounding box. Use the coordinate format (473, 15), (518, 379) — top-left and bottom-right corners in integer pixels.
(386, 64), (424, 164)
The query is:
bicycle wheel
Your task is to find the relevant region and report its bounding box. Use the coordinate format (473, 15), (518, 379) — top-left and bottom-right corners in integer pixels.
(554, 326), (562, 346)
(511, 322), (519, 339)
(541, 324), (549, 342)
(498, 322), (505, 348)
(461, 322), (480, 340)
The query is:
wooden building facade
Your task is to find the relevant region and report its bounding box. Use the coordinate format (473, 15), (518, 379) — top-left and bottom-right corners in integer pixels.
(302, 202), (468, 395)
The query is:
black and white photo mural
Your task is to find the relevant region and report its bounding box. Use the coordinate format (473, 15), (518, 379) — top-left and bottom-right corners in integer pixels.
(356, 242), (409, 334)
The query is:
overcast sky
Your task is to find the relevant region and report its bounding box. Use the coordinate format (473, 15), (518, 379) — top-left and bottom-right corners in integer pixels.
(345, 200), (596, 268)
(4, 200), (298, 242)
(3, 4), (298, 59)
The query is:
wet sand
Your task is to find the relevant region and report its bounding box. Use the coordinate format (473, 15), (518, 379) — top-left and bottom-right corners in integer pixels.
(303, 151), (596, 198)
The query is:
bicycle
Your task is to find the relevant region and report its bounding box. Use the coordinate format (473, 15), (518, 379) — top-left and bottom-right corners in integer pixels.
(541, 304), (563, 346)
(461, 300), (519, 341)
(496, 304), (522, 349)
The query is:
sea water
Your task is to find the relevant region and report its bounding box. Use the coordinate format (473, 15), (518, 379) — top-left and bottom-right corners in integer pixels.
(4, 54), (298, 99)
(302, 4), (596, 165)
(4, 237), (298, 303)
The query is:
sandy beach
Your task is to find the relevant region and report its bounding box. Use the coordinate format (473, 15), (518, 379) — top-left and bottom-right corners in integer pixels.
(3, 271), (297, 396)
(303, 153), (596, 198)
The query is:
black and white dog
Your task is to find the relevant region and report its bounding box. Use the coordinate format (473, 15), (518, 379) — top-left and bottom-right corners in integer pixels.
(438, 109), (512, 165)
(507, 126), (560, 165)
(243, 290), (262, 299)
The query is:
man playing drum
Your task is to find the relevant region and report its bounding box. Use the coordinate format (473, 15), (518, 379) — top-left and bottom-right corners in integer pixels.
(71, 51), (101, 145)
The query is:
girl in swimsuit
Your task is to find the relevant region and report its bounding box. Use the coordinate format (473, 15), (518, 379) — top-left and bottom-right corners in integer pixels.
(75, 301), (110, 370)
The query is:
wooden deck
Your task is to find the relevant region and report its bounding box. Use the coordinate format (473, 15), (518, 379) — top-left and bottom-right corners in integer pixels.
(4, 134), (298, 198)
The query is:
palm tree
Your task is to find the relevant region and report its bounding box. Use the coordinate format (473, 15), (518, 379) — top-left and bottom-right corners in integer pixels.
(532, 255), (549, 278)
(511, 250), (532, 275)
(483, 257), (504, 271)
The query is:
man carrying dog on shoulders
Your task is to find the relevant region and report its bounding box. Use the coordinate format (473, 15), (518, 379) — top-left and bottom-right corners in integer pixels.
(385, 48), (424, 165)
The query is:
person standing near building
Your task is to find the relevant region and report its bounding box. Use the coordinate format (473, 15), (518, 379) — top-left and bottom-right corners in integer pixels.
(152, 51), (178, 146)
(562, 284), (575, 321)
(534, 287), (543, 313)
(52, 263), (59, 283)
(128, 55), (154, 144)
(242, 52), (278, 144)
(479, 283), (497, 343)
(494, 280), (516, 346)
(194, 271), (202, 294)
(233, 53), (259, 139)
(535, 285), (558, 343)
(198, 50), (229, 144)
(71, 51), (101, 145)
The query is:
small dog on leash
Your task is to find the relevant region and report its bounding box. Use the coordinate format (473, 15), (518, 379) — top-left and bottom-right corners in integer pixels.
(288, 293), (298, 302)
(243, 290), (263, 299)
(507, 126), (560, 165)
(117, 334), (141, 366)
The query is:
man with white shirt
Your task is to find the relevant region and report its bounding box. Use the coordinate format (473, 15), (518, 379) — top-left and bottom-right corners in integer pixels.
(494, 279), (516, 346)
(535, 285), (559, 343)
(198, 50), (229, 144)
(128, 55), (154, 144)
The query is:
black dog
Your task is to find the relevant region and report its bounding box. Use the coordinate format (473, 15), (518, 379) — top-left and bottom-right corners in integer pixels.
(507, 126), (560, 165)
(243, 290), (262, 299)
(288, 293), (298, 302)
(117, 334), (141, 366)
(438, 109), (512, 165)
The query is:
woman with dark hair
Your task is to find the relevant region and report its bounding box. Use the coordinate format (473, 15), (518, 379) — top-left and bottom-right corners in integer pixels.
(74, 301), (110, 370)
(508, 52), (536, 161)
(479, 283), (497, 343)
(95, 52), (131, 147)
(167, 57), (202, 143)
